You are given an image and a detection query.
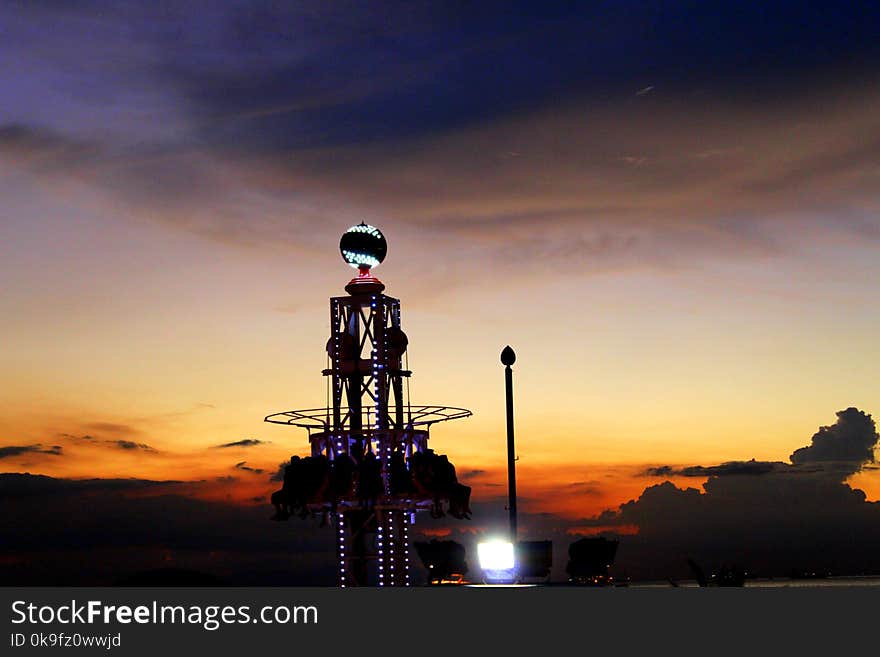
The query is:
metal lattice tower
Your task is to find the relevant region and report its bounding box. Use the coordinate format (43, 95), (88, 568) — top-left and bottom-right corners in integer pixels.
(266, 223), (471, 586)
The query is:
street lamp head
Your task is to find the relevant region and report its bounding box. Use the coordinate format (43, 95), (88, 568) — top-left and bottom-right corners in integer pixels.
(500, 345), (516, 367)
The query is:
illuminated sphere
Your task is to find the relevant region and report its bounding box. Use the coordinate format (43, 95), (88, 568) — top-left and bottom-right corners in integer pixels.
(339, 222), (387, 270)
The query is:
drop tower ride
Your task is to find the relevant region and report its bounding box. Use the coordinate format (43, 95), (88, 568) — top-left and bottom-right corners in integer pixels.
(266, 223), (472, 586)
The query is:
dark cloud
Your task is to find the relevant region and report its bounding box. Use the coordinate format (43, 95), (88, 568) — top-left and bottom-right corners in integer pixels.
(61, 434), (157, 453)
(566, 481), (603, 496)
(234, 461), (265, 475)
(0, 473), (332, 585)
(790, 407), (877, 475)
(458, 469), (487, 480)
(112, 440), (157, 452)
(0, 473), (183, 498)
(645, 411), (878, 481)
(589, 408), (880, 579)
(0, 2), (877, 286)
(0, 472), (579, 585)
(160, 2), (880, 151)
(6, 400), (880, 587)
(0, 444), (62, 459)
(644, 460), (787, 478)
(215, 439), (267, 449)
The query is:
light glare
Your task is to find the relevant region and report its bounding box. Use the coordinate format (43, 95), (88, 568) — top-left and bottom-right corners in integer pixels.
(477, 540), (515, 571)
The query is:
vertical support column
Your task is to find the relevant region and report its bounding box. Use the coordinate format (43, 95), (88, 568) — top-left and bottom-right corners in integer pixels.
(388, 509), (397, 586)
(403, 510), (411, 587)
(374, 509), (409, 587)
(392, 379), (404, 428)
(325, 292), (414, 587)
(372, 295), (394, 497)
(390, 299), (405, 428)
(375, 510), (409, 587)
(331, 300), (342, 433)
(337, 511), (348, 588)
(376, 511), (386, 587)
(346, 303), (363, 438)
(373, 295), (388, 430)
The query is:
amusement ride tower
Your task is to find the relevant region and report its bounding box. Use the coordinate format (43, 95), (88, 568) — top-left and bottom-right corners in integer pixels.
(266, 223), (472, 587)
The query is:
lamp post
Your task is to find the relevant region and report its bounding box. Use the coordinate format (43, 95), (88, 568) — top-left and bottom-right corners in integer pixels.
(501, 345), (517, 543)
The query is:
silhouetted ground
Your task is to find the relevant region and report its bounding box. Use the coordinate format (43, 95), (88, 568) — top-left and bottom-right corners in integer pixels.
(114, 568), (228, 586)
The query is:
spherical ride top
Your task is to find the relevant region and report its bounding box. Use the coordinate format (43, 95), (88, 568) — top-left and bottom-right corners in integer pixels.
(340, 222), (387, 271)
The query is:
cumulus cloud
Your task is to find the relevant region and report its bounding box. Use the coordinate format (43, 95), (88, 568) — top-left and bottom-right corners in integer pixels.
(0, 444), (62, 459)
(790, 407), (877, 474)
(590, 408), (880, 579)
(645, 410), (878, 481)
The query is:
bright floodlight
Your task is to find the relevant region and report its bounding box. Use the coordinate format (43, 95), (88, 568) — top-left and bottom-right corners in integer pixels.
(339, 222), (387, 270)
(477, 539), (517, 583)
(478, 540), (515, 570)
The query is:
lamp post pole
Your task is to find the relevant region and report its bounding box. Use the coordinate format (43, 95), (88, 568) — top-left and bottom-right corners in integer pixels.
(501, 345), (518, 543)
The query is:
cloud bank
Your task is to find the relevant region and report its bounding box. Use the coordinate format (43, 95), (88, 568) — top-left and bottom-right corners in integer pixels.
(600, 408), (880, 578)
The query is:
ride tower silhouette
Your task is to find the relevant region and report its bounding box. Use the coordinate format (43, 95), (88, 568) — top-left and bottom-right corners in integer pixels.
(266, 223), (472, 587)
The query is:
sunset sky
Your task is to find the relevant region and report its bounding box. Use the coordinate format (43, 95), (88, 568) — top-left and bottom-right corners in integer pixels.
(2, 2), (880, 581)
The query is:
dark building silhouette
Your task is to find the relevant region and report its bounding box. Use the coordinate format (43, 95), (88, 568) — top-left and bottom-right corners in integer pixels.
(414, 539), (469, 585)
(566, 537), (619, 586)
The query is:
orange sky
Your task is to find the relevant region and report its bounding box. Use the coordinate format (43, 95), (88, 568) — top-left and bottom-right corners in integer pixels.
(2, 225), (879, 517)
(2, 8), (879, 523)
